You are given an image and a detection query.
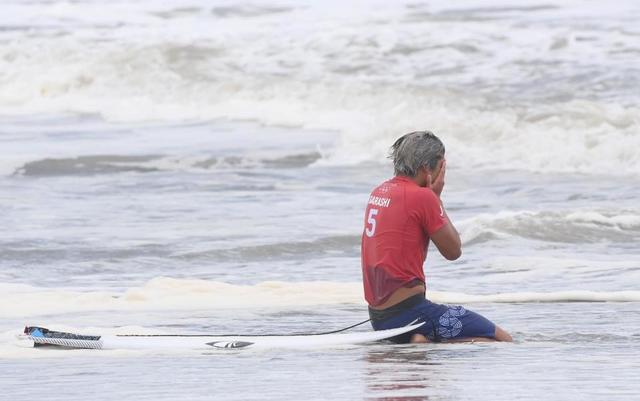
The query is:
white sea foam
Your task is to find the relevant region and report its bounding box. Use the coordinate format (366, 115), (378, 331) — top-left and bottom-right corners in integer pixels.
(2, 278), (639, 320)
(0, 278), (363, 318)
(1, 0), (639, 175)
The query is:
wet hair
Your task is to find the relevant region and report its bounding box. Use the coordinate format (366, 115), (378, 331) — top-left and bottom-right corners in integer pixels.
(389, 131), (445, 177)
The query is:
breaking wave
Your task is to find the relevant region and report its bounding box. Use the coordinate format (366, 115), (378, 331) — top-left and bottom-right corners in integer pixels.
(12, 152), (323, 177)
(1, 0), (639, 175)
(460, 210), (640, 245)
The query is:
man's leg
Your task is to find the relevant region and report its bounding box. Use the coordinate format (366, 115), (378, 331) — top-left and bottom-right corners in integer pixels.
(411, 325), (512, 343)
(443, 325), (513, 343)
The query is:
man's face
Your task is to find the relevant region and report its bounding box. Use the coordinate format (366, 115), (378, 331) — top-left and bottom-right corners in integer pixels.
(429, 155), (445, 179)
(415, 156), (445, 188)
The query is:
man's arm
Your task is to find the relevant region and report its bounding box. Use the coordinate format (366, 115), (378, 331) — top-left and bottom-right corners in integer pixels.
(426, 159), (462, 260)
(430, 209), (462, 260)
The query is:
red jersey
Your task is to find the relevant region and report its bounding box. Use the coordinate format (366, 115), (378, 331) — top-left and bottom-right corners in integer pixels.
(361, 176), (447, 306)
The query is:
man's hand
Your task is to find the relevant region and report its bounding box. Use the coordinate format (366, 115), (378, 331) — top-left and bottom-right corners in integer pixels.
(426, 159), (446, 197)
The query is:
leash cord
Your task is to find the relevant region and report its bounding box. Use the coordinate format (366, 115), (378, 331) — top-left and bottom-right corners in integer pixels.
(116, 318), (373, 338)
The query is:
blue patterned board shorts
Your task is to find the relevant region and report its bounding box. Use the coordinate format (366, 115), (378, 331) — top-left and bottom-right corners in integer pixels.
(369, 294), (496, 343)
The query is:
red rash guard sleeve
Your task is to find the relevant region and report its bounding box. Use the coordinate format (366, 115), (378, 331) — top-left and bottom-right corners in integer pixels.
(418, 188), (447, 236)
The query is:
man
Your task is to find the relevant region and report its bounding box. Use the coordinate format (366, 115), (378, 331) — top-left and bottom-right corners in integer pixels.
(361, 131), (512, 343)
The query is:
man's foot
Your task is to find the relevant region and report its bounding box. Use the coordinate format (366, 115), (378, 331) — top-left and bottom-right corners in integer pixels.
(495, 326), (513, 342)
(410, 333), (430, 343)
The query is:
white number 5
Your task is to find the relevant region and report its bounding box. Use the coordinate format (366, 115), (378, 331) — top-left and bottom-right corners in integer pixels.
(365, 208), (379, 237)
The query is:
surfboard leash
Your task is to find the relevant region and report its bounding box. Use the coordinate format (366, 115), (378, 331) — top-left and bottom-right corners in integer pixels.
(116, 318), (372, 338)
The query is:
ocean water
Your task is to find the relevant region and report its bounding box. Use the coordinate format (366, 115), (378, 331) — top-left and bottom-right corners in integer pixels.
(1, 0), (639, 400)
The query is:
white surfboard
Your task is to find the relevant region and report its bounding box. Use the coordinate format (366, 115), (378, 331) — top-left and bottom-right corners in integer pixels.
(21, 321), (424, 350)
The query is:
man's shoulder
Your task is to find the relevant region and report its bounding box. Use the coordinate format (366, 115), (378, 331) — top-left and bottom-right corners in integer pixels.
(371, 178), (395, 194)
(405, 184), (439, 206)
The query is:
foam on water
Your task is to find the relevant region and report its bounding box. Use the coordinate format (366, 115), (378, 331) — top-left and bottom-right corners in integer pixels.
(1, 0), (639, 175)
(0, 278), (363, 318)
(3, 277), (639, 320)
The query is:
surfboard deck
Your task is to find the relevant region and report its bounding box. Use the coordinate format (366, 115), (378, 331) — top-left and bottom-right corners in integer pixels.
(21, 321), (425, 350)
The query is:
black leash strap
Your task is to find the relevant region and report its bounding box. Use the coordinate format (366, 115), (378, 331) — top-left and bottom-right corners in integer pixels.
(117, 318), (372, 338)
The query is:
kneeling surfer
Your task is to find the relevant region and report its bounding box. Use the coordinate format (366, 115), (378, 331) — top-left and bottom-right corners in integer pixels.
(361, 131), (512, 343)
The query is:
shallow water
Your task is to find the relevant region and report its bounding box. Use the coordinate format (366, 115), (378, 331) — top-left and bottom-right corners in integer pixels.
(1, 0), (640, 400)
(1, 116), (638, 400)
(3, 303), (639, 400)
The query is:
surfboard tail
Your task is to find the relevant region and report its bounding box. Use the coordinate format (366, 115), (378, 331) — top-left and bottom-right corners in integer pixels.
(24, 326), (104, 349)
